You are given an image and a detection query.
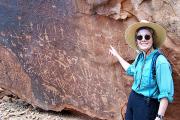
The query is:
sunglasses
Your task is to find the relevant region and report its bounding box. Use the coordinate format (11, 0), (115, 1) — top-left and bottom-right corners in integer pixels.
(136, 34), (151, 41)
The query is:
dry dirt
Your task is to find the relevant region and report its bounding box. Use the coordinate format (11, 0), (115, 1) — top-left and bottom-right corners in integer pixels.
(0, 94), (97, 120)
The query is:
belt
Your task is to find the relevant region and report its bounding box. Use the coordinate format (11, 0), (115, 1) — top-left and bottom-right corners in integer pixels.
(132, 90), (159, 103)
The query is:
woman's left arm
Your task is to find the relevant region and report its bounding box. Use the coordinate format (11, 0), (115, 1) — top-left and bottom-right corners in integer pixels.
(155, 55), (174, 120)
(155, 98), (168, 120)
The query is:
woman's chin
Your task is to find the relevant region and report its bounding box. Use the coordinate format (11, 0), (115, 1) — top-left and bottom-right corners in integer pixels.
(139, 47), (151, 52)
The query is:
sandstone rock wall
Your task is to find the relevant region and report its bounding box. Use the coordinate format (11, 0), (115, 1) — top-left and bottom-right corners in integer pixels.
(0, 0), (179, 120)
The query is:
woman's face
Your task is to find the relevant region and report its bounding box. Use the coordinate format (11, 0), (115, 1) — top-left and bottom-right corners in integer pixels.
(136, 29), (153, 52)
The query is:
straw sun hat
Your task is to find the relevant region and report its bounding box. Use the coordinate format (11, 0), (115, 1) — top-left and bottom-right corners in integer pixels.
(125, 20), (166, 50)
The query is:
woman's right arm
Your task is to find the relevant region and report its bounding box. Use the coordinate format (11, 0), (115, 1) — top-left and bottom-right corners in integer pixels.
(109, 45), (130, 71)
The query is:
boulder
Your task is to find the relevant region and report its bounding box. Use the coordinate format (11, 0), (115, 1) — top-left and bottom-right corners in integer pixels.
(0, 0), (179, 120)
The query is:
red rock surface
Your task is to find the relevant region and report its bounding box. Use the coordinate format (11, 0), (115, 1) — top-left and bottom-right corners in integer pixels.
(0, 0), (179, 120)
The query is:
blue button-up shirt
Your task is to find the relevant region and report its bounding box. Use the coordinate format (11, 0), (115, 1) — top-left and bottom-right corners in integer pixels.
(126, 49), (174, 102)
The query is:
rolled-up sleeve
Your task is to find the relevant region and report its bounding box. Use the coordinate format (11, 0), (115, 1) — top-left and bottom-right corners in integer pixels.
(156, 63), (174, 103)
(126, 53), (140, 76)
(126, 64), (135, 76)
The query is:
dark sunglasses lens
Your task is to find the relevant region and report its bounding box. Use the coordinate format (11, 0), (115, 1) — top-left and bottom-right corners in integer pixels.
(136, 35), (142, 40)
(145, 35), (151, 40)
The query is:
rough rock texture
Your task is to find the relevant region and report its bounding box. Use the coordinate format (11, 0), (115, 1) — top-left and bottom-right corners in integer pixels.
(0, 0), (179, 120)
(0, 95), (95, 120)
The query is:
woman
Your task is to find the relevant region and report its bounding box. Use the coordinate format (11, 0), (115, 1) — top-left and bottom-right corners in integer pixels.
(109, 20), (174, 120)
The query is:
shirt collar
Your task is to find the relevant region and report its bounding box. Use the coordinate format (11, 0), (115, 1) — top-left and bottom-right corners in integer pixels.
(139, 48), (159, 59)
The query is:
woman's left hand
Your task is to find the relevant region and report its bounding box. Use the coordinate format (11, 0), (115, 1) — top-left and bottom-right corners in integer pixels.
(155, 117), (161, 120)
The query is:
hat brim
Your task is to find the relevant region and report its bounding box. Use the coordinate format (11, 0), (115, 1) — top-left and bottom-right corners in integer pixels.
(125, 22), (166, 50)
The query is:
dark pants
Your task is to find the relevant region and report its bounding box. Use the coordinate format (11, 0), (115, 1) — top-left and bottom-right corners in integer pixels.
(125, 90), (159, 120)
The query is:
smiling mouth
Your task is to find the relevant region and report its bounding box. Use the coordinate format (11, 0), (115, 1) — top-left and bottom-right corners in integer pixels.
(140, 42), (148, 45)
